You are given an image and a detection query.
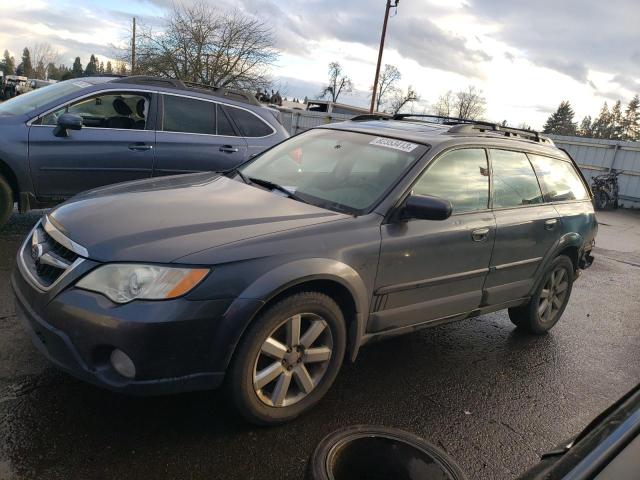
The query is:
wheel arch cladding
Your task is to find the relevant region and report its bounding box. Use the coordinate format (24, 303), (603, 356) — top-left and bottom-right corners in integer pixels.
(0, 158), (18, 202)
(230, 258), (370, 366)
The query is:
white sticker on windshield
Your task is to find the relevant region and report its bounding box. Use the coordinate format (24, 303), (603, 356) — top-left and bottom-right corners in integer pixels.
(369, 137), (418, 153)
(73, 81), (91, 88)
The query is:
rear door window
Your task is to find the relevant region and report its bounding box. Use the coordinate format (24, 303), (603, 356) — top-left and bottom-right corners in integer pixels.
(490, 149), (544, 208)
(528, 154), (589, 202)
(216, 105), (237, 136)
(225, 106), (274, 137)
(162, 95), (215, 135)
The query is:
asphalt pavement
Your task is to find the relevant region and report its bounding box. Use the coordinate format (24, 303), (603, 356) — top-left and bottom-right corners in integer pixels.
(1, 209), (639, 480)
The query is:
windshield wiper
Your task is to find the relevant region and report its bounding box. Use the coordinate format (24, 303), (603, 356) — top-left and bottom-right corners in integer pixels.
(248, 177), (306, 203)
(225, 168), (251, 185)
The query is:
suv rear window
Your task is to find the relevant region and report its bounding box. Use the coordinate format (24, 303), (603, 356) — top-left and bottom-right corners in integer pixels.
(225, 106), (273, 137)
(528, 154), (589, 202)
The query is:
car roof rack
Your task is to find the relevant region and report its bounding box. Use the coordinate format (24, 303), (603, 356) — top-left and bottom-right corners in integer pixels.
(351, 113), (392, 121)
(392, 114), (552, 144)
(110, 76), (261, 106)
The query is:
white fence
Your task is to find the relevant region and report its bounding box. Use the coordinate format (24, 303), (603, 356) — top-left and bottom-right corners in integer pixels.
(548, 135), (640, 208)
(277, 110), (640, 208)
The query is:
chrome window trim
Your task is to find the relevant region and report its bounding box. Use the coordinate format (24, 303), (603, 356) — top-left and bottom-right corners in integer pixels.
(17, 220), (86, 293)
(43, 215), (89, 257)
(160, 91), (277, 139)
(26, 88), (157, 127)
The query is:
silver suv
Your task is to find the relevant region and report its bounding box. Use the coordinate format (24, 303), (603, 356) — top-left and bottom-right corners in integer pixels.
(0, 75), (289, 228)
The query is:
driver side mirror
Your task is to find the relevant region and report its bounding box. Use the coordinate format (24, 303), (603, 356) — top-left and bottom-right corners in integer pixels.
(402, 194), (452, 221)
(54, 113), (83, 137)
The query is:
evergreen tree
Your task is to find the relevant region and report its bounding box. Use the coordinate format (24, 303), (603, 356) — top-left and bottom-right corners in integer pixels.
(578, 116), (593, 137)
(543, 101), (577, 135)
(0, 50), (15, 75)
(34, 60), (46, 79)
(105, 61), (113, 75)
(592, 102), (612, 139)
(18, 47), (34, 77)
(71, 57), (84, 78)
(84, 54), (99, 76)
(117, 63), (127, 75)
(622, 95), (640, 141)
(610, 100), (624, 140)
(98, 61), (105, 75)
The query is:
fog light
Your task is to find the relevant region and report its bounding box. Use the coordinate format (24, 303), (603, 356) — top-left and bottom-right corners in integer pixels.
(110, 349), (136, 379)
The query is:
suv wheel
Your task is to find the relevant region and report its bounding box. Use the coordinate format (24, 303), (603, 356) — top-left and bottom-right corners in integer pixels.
(229, 291), (346, 425)
(0, 175), (14, 229)
(508, 255), (574, 334)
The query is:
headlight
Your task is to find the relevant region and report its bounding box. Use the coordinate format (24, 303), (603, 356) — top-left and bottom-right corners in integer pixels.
(76, 264), (210, 304)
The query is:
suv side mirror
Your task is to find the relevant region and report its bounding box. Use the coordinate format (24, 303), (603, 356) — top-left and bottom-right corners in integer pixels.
(402, 194), (452, 221)
(54, 113), (83, 137)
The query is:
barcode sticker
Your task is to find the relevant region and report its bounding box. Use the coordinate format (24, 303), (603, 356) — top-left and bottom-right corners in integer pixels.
(369, 137), (419, 153)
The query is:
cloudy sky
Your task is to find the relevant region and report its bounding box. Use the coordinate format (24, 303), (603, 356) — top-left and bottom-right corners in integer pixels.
(1, 0), (639, 128)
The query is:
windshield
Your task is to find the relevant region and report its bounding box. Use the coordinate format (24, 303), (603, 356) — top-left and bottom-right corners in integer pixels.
(239, 129), (427, 214)
(0, 79), (96, 116)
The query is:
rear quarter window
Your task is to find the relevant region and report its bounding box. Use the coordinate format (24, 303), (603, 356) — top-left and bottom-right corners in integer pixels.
(528, 154), (589, 202)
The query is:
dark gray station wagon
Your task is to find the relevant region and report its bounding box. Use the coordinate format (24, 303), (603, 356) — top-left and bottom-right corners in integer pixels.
(12, 115), (597, 425)
(0, 76), (289, 228)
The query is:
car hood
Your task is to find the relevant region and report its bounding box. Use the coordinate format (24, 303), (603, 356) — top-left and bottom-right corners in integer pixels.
(49, 173), (348, 263)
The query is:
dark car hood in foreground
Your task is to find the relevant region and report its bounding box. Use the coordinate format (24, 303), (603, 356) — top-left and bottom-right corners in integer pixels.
(49, 173), (348, 263)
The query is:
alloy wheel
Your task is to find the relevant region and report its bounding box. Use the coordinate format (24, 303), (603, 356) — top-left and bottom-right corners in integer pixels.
(253, 313), (333, 407)
(538, 267), (569, 324)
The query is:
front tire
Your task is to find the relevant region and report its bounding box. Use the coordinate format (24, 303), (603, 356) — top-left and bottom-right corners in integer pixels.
(228, 291), (346, 425)
(0, 175), (14, 229)
(508, 255), (574, 334)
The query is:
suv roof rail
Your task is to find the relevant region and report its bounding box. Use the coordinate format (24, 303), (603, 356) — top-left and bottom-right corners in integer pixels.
(391, 114), (552, 144)
(110, 75), (261, 106)
(351, 113), (392, 121)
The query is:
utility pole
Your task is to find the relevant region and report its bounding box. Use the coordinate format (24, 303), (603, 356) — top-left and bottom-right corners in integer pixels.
(131, 17), (136, 75)
(370, 0), (399, 113)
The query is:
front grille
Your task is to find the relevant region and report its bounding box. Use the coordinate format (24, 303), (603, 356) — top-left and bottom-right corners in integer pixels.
(21, 219), (84, 289)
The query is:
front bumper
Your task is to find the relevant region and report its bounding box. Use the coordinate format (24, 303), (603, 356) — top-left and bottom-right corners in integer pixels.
(11, 268), (243, 395)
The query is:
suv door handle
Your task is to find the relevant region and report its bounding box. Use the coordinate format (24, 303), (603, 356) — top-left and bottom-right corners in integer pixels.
(545, 218), (558, 230)
(471, 227), (490, 242)
(128, 143), (153, 152)
(219, 145), (239, 153)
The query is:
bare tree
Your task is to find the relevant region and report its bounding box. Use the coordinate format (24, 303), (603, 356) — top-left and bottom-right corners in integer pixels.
(455, 86), (486, 120)
(129, 1), (278, 90)
(374, 64), (401, 112)
(389, 86), (419, 114)
(31, 42), (59, 79)
(321, 62), (353, 103)
(432, 90), (455, 117)
(432, 86), (486, 120)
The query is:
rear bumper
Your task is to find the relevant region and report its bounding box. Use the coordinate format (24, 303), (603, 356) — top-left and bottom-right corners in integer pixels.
(11, 268), (258, 395)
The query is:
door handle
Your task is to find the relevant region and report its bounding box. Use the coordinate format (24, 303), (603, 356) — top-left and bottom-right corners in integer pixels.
(219, 145), (239, 153)
(544, 218), (558, 230)
(471, 227), (490, 242)
(128, 143), (153, 152)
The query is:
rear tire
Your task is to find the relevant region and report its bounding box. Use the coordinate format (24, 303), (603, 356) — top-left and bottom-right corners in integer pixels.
(228, 291), (346, 425)
(0, 175), (14, 230)
(508, 255), (574, 334)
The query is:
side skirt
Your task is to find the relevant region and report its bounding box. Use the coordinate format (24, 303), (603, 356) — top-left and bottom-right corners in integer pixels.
(359, 297), (530, 346)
